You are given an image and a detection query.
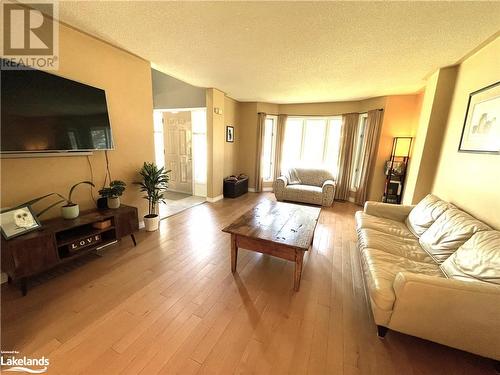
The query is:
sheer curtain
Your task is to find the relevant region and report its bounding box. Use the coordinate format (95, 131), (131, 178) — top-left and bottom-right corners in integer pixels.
(273, 114), (287, 180)
(355, 109), (383, 205)
(335, 113), (359, 200)
(255, 112), (267, 192)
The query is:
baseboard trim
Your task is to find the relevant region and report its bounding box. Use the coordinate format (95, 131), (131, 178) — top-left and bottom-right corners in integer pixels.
(207, 195), (224, 203)
(348, 197), (355, 203)
(139, 220), (145, 229)
(248, 188), (256, 192)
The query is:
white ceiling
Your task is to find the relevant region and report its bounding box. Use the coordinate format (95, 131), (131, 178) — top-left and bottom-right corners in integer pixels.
(58, 1), (500, 104)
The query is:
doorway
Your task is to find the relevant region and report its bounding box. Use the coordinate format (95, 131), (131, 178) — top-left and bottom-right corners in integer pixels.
(153, 108), (207, 219)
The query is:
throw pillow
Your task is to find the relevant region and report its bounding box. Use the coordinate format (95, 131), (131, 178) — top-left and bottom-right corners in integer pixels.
(286, 168), (301, 185)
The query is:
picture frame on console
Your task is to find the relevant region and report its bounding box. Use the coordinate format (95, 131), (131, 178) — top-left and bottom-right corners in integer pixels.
(0, 205), (42, 240)
(459, 81), (500, 154)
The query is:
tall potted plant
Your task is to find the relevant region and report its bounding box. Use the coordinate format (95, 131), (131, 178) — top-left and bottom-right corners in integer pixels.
(98, 180), (126, 209)
(134, 162), (170, 231)
(61, 181), (95, 219)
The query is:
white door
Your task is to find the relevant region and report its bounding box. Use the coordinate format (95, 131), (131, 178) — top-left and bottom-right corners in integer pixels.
(163, 112), (193, 194)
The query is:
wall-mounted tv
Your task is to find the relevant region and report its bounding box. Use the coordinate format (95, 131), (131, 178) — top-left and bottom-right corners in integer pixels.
(1, 63), (114, 154)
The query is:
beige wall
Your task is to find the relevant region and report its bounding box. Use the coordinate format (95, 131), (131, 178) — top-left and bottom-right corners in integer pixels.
(369, 95), (422, 202)
(237, 102), (259, 188)
(1, 24), (155, 219)
(432, 37), (500, 229)
(403, 67), (458, 204)
(224, 97), (239, 178)
(206, 88), (226, 198)
(403, 71), (440, 204)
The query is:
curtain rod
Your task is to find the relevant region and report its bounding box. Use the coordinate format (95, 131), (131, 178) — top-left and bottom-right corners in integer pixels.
(257, 108), (383, 116)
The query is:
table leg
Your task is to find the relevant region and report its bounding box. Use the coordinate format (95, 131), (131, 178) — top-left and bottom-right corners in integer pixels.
(294, 250), (304, 291)
(231, 234), (238, 273)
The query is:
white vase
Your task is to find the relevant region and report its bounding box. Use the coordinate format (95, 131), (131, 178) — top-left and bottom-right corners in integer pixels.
(107, 196), (120, 209)
(61, 204), (79, 219)
(144, 215), (159, 232)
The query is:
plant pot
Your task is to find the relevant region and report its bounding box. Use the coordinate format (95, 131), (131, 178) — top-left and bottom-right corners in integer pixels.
(107, 196), (120, 209)
(97, 197), (108, 209)
(144, 214), (159, 232)
(61, 204), (79, 219)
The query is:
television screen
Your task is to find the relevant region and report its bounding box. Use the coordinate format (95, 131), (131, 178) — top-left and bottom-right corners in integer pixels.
(1, 64), (113, 153)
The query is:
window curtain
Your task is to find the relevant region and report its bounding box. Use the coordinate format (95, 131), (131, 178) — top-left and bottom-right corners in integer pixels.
(255, 112), (267, 192)
(273, 114), (288, 180)
(335, 113), (359, 200)
(355, 109), (383, 205)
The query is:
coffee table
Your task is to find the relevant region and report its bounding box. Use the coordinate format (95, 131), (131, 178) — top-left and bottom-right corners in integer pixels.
(222, 200), (321, 291)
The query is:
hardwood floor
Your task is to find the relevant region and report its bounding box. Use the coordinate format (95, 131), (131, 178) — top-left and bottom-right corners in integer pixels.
(1, 193), (495, 374)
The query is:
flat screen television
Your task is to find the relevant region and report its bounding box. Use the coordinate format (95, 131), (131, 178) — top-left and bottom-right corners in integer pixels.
(1, 63), (113, 154)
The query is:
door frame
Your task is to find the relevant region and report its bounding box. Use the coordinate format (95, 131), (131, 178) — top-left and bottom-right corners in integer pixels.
(153, 107), (207, 197)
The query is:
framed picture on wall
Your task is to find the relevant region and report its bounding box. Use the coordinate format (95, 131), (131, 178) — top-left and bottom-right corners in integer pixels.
(459, 81), (500, 154)
(226, 126), (234, 143)
(0, 205), (42, 240)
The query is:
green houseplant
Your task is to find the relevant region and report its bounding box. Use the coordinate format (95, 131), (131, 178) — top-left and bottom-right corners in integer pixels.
(61, 181), (95, 219)
(98, 180), (126, 209)
(134, 162), (170, 231)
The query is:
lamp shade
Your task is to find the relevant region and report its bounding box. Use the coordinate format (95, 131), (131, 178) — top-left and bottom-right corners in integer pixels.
(393, 137), (412, 157)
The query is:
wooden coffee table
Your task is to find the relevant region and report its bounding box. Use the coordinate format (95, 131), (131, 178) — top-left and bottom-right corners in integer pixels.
(222, 200), (321, 291)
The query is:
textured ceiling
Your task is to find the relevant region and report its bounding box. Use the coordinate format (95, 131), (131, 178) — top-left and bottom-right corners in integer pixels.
(58, 1), (500, 103)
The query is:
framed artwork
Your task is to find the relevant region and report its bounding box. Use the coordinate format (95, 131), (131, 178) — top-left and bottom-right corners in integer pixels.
(459, 81), (500, 154)
(0, 205), (42, 240)
(226, 126), (234, 143)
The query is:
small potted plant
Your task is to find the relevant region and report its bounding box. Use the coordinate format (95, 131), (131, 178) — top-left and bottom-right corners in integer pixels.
(61, 181), (95, 219)
(134, 162), (170, 232)
(98, 180), (126, 209)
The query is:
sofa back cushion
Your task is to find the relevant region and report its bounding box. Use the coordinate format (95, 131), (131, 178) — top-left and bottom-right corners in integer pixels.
(294, 167), (333, 187)
(419, 207), (491, 264)
(441, 231), (500, 285)
(406, 194), (452, 237)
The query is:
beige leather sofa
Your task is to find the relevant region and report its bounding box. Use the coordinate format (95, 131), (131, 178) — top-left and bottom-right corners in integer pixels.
(274, 167), (335, 206)
(355, 194), (500, 361)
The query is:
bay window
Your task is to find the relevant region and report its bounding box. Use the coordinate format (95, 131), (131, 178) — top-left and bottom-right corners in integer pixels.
(281, 116), (342, 176)
(351, 113), (368, 190)
(261, 115), (277, 182)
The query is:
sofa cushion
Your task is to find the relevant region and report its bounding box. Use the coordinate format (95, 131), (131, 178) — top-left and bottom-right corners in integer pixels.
(293, 167), (333, 187)
(406, 194), (452, 237)
(355, 211), (415, 239)
(361, 248), (444, 312)
(358, 228), (434, 263)
(285, 184), (322, 194)
(419, 208), (491, 264)
(441, 231), (500, 284)
(283, 184), (323, 205)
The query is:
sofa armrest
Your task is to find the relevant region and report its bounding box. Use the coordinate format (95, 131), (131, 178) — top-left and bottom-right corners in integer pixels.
(363, 201), (415, 222)
(390, 272), (500, 360)
(321, 179), (336, 206)
(274, 176), (288, 201)
(322, 179), (335, 190)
